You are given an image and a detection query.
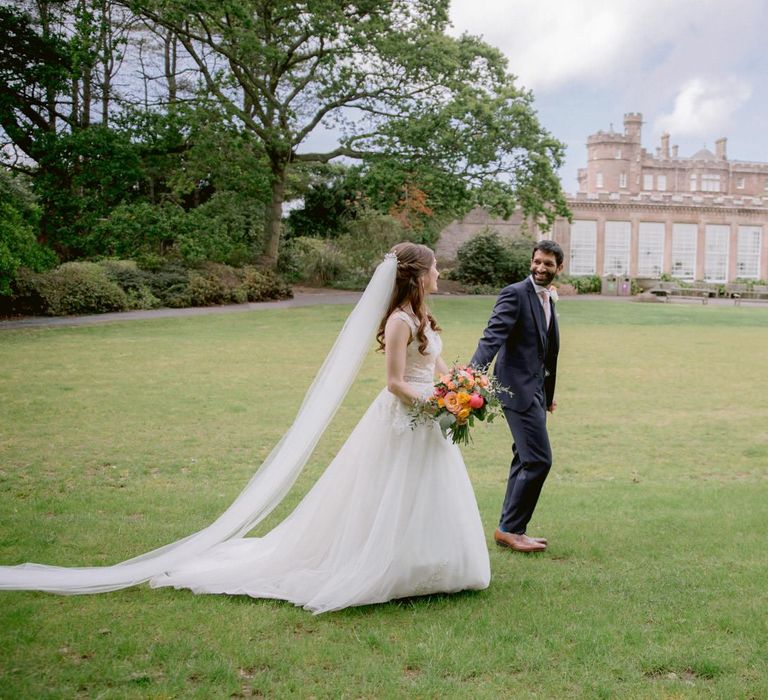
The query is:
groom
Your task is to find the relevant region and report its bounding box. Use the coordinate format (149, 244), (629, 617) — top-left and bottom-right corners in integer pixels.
(470, 239), (564, 553)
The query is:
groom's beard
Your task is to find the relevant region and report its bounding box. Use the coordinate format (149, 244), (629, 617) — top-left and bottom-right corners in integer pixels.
(531, 268), (557, 287)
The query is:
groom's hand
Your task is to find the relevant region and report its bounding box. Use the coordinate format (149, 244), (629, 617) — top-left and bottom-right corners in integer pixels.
(547, 400), (557, 413)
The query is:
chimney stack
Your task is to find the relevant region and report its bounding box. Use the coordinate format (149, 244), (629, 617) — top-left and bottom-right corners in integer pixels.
(672, 145), (679, 158)
(661, 133), (670, 159)
(715, 138), (727, 160)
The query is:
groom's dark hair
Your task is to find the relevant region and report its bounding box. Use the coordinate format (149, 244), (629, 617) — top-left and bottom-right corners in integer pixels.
(532, 240), (564, 266)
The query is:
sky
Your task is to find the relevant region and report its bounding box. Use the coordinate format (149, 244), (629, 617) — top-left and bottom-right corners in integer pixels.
(447, 0), (768, 193)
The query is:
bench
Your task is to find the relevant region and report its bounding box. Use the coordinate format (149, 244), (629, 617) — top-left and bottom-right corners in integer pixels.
(648, 282), (717, 304)
(728, 284), (768, 305)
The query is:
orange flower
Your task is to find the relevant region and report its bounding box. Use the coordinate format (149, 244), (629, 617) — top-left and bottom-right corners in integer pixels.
(458, 391), (472, 406)
(443, 391), (460, 414)
(457, 407), (471, 422)
(458, 371), (475, 388)
(477, 375), (489, 388)
(437, 397), (445, 408)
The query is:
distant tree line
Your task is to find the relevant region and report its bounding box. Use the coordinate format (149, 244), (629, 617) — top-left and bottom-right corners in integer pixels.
(1, 0), (569, 311)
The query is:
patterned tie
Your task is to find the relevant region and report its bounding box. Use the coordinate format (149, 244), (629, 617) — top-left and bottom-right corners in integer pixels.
(539, 289), (551, 328)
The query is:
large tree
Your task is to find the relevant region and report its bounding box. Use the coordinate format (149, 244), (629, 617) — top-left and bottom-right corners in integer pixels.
(130, 0), (568, 266)
(0, 4), (71, 166)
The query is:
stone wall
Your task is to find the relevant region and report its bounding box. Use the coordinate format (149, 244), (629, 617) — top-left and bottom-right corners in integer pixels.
(435, 206), (528, 263)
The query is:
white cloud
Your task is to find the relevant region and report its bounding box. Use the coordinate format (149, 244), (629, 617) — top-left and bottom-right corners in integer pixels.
(448, 0), (767, 94)
(448, 1), (631, 90)
(654, 77), (753, 138)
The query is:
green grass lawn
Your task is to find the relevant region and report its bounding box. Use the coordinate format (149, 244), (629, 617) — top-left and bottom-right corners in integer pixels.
(1, 298), (767, 699)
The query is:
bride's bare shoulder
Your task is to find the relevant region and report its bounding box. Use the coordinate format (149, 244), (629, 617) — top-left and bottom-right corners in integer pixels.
(388, 307), (418, 325)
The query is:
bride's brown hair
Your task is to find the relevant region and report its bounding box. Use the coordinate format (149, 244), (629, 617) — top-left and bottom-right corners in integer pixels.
(377, 242), (441, 355)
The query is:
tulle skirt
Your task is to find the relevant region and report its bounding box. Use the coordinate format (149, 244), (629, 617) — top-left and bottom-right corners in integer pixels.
(150, 388), (491, 614)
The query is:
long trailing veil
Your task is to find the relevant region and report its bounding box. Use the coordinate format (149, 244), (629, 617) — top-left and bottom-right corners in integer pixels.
(0, 254), (398, 594)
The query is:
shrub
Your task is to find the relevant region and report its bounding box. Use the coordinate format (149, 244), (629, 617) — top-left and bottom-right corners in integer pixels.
(100, 259), (151, 291)
(464, 283), (503, 295)
(455, 230), (534, 288)
(0, 203), (57, 296)
(187, 271), (234, 306)
(0, 173), (57, 296)
(278, 237), (346, 285)
(20, 262), (128, 316)
(565, 274), (602, 294)
(181, 192), (264, 266)
(186, 263), (244, 306)
(240, 267), (293, 302)
(99, 260), (161, 310)
(90, 202), (184, 258)
(186, 264), (292, 306)
(10, 268), (47, 315)
(8, 258), (292, 316)
(143, 264), (191, 308)
(280, 211), (414, 290)
(331, 212), (408, 289)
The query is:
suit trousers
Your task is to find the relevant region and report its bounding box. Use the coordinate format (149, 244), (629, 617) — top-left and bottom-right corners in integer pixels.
(499, 389), (552, 534)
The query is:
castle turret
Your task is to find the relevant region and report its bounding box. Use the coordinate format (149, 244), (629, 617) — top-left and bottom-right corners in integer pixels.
(580, 113), (643, 193)
(623, 113), (643, 143)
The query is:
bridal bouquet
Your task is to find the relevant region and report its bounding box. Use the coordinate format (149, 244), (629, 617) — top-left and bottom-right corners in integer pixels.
(410, 364), (505, 446)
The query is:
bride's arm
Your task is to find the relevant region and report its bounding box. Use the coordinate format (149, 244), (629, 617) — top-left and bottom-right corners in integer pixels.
(435, 355), (449, 376)
(385, 317), (422, 405)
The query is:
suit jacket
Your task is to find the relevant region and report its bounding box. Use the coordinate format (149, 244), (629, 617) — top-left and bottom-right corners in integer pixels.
(470, 277), (559, 412)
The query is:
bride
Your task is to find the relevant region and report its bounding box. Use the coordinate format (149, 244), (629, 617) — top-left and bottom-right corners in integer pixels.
(0, 242), (490, 613)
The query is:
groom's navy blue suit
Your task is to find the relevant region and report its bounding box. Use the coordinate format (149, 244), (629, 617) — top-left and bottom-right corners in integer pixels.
(470, 276), (559, 535)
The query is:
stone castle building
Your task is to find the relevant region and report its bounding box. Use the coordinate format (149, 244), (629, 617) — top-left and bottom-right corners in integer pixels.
(437, 113), (768, 283)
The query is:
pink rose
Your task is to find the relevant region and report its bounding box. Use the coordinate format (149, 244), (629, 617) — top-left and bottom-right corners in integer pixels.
(469, 394), (484, 409)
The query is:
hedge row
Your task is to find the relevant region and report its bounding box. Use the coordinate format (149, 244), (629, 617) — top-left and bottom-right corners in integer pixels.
(9, 260), (292, 317)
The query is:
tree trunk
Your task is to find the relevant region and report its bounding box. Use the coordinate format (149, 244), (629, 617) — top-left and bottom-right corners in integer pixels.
(102, 67), (110, 126)
(38, 0), (56, 131)
(164, 29), (177, 104)
(100, 0), (110, 126)
(82, 64), (92, 127)
(262, 165), (286, 267)
(71, 76), (80, 126)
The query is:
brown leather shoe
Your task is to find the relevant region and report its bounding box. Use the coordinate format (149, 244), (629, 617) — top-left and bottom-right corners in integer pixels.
(529, 535), (548, 545)
(494, 529), (547, 552)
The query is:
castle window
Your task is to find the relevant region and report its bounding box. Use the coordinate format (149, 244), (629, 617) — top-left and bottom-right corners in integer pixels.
(604, 221), (631, 275)
(615, 149), (622, 159)
(704, 225), (729, 281)
(657, 175), (667, 191)
(619, 173), (627, 188)
(569, 220), (597, 275)
(637, 222), (665, 277)
(643, 174), (653, 190)
(736, 177), (745, 190)
(671, 224), (697, 280)
(737, 226), (762, 278)
(690, 174), (697, 191)
(596, 172), (604, 188)
(701, 174), (720, 192)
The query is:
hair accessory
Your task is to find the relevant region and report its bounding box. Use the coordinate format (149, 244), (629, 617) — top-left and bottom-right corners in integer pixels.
(384, 252), (398, 262)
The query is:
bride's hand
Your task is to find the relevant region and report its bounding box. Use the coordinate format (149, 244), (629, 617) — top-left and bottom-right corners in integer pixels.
(435, 355), (450, 376)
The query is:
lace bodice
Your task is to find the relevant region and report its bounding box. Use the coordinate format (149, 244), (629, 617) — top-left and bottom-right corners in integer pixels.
(389, 309), (442, 388)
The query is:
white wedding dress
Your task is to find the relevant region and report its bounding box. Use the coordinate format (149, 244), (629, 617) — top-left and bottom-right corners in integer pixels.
(150, 310), (490, 613)
(0, 257), (489, 612)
